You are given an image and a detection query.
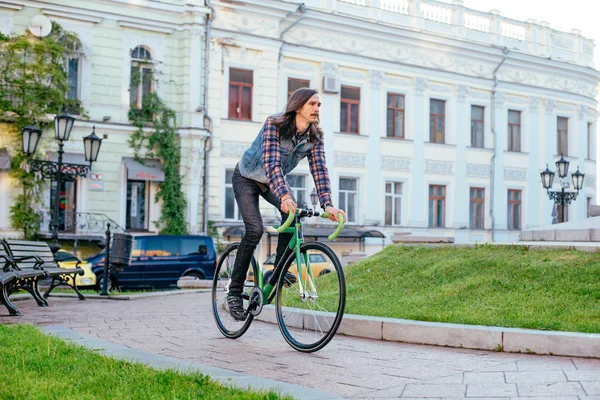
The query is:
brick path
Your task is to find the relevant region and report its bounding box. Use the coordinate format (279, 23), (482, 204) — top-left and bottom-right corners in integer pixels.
(3, 291), (600, 399)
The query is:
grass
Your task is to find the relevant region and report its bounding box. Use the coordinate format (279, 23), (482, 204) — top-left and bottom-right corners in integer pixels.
(0, 324), (292, 400)
(343, 244), (600, 333)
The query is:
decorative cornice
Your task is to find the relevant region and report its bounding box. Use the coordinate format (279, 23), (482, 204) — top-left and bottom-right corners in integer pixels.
(221, 142), (247, 158)
(42, 9), (103, 24)
(456, 85), (469, 102)
(381, 156), (411, 171)
(577, 105), (587, 120)
(467, 163), (491, 177)
(545, 99), (556, 115)
(425, 160), (454, 175)
(369, 70), (384, 90)
(335, 152), (366, 167)
(414, 78), (429, 95)
(118, 20), (175, 34)
(504, 167), (528, 181)
(0, 2), (21, 11)
(585, 174), (596, 188)
(529, 96), (540, 112)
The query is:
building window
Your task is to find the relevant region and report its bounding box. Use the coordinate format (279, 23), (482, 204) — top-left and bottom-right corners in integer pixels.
(386, 94), (405, 138)
(507, 189), (521, 230)
(588, 123), (595, 160)
(428, 185), (446, 228)
(225, 170), (240, 220)
(556, 203), (568, 223)
(228, 68), (253, 120)
(129, 46), (154, 116)
(288, 78), (310, 99)
(508, 110), (521, 152)
(471, 105), (484, 148)
(429, 99), (445, 143)
(340, 86), (360, 134)
(286, 174), (307, 207)
(339, 177), (358, 223)
(557, 116), (568, 156)
(469, 187), (485, 229)
(385, 182), (402, 225)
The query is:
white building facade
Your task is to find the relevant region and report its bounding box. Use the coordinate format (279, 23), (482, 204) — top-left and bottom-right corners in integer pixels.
(206, 0), (598, 252)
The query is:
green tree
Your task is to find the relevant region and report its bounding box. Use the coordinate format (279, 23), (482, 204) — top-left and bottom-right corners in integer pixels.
(0, 23), (84, 239)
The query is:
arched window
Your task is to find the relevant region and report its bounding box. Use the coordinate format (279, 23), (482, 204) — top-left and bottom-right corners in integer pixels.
(58, 33), (83, 114)
(129, 46), (154, 112)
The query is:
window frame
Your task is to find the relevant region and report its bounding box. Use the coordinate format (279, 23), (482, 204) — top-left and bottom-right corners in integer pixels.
(340, 85), (361, 134)
(286, 174), (307, 207)
(507, 110), (521, 152)
(228, 67), (253, 121)
(469, 187), (485, 230)
(557, 116), (569, 156)
(287, 78), (310, 99)
(384, 181), (402, 226)
(470, 105), (484, 148)
(386, 93), (405, 138)
(507, 189), (522, 230)
(338, 177), (358, 223)
(129, 46), (155, 112)
(429, 99), (446, 144)
(428, 184), (446, 228)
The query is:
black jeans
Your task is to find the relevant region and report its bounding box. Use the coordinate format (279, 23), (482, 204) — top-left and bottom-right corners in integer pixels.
(229, 165), (293, 295)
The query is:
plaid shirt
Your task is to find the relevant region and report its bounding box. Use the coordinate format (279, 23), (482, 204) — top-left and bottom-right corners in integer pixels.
(261, 117), (333, 209)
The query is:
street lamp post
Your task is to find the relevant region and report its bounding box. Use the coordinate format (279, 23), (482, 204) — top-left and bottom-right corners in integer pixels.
(22, 112), (102, 255)
(310, 188), (318, 210)
(540, 154), (585, 224)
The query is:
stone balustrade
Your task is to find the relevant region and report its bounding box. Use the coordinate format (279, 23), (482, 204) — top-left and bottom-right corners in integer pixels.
(298, 0), (594, 67)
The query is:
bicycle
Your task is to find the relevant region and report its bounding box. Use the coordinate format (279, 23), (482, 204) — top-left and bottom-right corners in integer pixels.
(212, 208), (346, 353)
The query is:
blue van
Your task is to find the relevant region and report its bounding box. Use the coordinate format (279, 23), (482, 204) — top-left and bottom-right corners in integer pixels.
(88, 235), (217, 291)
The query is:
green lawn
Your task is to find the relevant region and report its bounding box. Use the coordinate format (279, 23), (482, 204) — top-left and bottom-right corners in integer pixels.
(0, 324), (292, 400)
(344, 244), (600, 333)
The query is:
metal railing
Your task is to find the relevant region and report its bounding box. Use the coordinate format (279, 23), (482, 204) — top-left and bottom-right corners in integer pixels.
(38, 211), (126, 238)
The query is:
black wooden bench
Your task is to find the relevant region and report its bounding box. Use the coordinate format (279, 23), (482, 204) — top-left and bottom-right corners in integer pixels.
(0, 244), (47, 316)
(2, 240), (86, 303)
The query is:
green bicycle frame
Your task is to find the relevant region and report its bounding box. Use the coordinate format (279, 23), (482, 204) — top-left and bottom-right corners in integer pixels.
(256, 209), (344, 304)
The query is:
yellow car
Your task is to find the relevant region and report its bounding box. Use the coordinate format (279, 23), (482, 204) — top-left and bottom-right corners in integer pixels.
(260, 251), (334, 284)
(55, 251), (97, 288)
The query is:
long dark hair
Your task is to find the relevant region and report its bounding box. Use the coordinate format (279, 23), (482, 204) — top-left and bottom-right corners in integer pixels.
(272, 88), (323, 143)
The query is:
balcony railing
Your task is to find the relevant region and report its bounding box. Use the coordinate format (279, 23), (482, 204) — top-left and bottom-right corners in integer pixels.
(302, 0), (593, 67)
(38, 211), (126, 238)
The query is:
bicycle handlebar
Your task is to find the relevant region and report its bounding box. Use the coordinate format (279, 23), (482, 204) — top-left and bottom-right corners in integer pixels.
(276, 209), (345, 240)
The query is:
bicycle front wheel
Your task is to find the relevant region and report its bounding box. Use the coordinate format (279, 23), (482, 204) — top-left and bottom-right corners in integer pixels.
(212, 242), (258, 339)
(276, 242), (346, 352)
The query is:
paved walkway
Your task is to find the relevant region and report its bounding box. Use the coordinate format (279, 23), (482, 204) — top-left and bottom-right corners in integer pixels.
(3, 291), (600, 399)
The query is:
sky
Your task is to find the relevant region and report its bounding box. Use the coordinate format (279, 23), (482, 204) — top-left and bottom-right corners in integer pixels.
(456, 0), (600, 200)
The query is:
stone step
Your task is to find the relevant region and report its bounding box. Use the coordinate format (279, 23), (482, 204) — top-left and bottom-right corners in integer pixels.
(520, 228), (600, 242)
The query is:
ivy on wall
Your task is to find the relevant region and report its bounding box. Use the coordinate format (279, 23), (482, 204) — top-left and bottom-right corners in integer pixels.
(0, 22), (84, 239)
(128, 67), (187, 235)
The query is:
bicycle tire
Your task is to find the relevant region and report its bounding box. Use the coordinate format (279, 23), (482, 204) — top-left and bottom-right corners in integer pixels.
(212, 242), (258, 339)
(275, 242), (346, 352)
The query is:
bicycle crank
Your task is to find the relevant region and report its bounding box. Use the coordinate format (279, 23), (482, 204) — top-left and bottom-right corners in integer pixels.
(248, 287), (264, 316)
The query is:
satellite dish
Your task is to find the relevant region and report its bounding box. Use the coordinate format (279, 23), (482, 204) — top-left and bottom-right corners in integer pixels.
(28, 15), (52, 38)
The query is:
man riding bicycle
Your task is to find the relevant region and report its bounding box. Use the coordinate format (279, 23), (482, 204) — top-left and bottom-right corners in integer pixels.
(228, 87), (346, 321)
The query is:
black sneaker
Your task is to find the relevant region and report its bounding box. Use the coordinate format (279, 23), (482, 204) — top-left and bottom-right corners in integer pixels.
(227, 294), (246, 321)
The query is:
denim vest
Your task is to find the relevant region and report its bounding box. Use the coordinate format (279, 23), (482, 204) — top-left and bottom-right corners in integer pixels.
(238, 124), (315, 184)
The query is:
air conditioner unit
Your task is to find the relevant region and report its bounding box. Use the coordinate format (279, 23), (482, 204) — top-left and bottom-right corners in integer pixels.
(322, 75), (340, 93)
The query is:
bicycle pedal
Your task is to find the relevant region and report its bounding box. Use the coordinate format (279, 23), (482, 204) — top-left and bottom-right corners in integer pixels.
(249, 287), (263, 316)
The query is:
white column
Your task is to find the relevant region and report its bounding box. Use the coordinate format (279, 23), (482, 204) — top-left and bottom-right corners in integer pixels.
(527, 97), (540, 229)
(575, 105), (588, 220)
(409, 78), (428, 228)
(321, 63), (338, 207)
(186, 144), (203, 233)
(492, 92), (507, 233)
(542, 99), (557, 225)
(453, 85), (469, 236)
(365, 71), (383, 225)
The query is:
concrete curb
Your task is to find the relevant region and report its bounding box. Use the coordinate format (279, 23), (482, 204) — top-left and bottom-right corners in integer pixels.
(43, 326), (343, 400)
(256, 305), (600, 359)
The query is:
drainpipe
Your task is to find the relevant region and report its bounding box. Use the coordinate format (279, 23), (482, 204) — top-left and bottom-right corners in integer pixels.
(202, 0), (215, 235)
(490, 47), (508, 242)
(277, 4), (307, 69)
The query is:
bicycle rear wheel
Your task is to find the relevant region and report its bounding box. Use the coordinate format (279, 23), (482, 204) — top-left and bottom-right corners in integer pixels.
(212, 242), (258, 338)
(276, 242), (346, 352)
